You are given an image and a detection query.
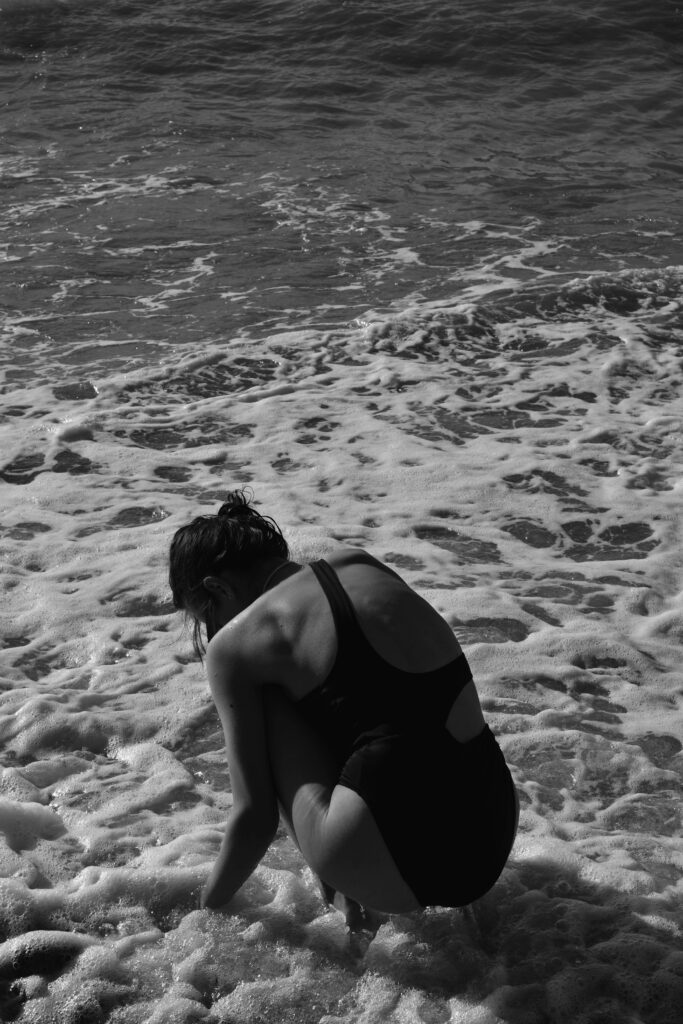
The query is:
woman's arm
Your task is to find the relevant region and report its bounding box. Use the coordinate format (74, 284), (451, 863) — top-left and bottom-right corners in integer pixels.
(201, 805), (277, 909)
(201, 635), (279, 910)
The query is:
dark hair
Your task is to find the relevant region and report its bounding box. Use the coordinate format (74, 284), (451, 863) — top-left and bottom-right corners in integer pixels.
(169, 489), (289, 656)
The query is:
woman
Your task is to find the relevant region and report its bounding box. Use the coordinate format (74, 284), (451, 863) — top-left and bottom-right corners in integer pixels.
(169, 491), (518, 922)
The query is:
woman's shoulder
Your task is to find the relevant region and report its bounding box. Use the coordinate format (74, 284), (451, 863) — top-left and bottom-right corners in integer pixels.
(206, 598), (297, 688)
(322, 546), (404, 582)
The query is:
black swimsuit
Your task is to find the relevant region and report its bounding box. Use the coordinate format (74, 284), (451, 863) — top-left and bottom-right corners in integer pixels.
(297, 559), (517, 908)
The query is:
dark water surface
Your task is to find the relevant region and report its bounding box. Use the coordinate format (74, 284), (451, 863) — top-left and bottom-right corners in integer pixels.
(1, 3), (682, 1023)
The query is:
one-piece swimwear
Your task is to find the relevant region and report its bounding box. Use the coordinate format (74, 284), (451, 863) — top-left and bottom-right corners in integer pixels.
(297, 558), (517, 907)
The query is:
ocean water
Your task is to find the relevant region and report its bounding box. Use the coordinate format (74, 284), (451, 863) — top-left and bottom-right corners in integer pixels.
(1, 0), (682, 1021)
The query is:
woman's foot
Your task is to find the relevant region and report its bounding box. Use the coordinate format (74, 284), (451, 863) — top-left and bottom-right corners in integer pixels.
(333, 891), (382, 935)
(316, 876), (382, 935)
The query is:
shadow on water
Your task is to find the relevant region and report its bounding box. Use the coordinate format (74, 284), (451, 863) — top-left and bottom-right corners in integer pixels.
(235, 855), (683, 1024)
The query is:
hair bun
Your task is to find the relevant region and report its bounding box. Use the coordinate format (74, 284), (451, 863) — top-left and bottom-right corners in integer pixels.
(218, 489), (252, 519)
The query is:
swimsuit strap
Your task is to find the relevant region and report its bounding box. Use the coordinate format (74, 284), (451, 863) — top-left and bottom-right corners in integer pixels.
(309, 559), (364, 649)
(310, 559), (473, 702)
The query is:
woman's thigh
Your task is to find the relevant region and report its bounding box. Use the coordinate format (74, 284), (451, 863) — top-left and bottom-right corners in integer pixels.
(320, 784), (421, 913)
(262, 685), (420, 913)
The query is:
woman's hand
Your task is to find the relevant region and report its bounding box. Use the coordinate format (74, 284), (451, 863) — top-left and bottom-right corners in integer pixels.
(198, 806), (278, 912)
(199, 874), (231, 911)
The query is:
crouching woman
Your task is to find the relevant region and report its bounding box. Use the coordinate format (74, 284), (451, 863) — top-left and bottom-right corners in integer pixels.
(169, 491), (518, 919)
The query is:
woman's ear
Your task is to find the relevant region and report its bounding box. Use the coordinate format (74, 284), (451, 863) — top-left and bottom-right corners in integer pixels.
(203, 575), (225, 597)
(203, 575), (237, 602)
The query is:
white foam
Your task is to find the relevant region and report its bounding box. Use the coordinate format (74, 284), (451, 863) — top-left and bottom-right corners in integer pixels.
(1, 152), (682, 1023)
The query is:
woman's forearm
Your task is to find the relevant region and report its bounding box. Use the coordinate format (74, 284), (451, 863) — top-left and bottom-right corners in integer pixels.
(201, 806), (278, 910)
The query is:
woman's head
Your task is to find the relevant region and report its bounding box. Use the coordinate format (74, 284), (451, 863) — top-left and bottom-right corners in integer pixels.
(169, 489), (289, 655)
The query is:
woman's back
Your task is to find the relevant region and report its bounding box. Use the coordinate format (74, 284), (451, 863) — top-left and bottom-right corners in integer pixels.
(279, 554), (512, 910)
(256, 549), (486, 746)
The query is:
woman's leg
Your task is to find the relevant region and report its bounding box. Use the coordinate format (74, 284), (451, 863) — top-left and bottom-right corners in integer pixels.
(274, 800), (343, 914)
(261, 685), (420, 914)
